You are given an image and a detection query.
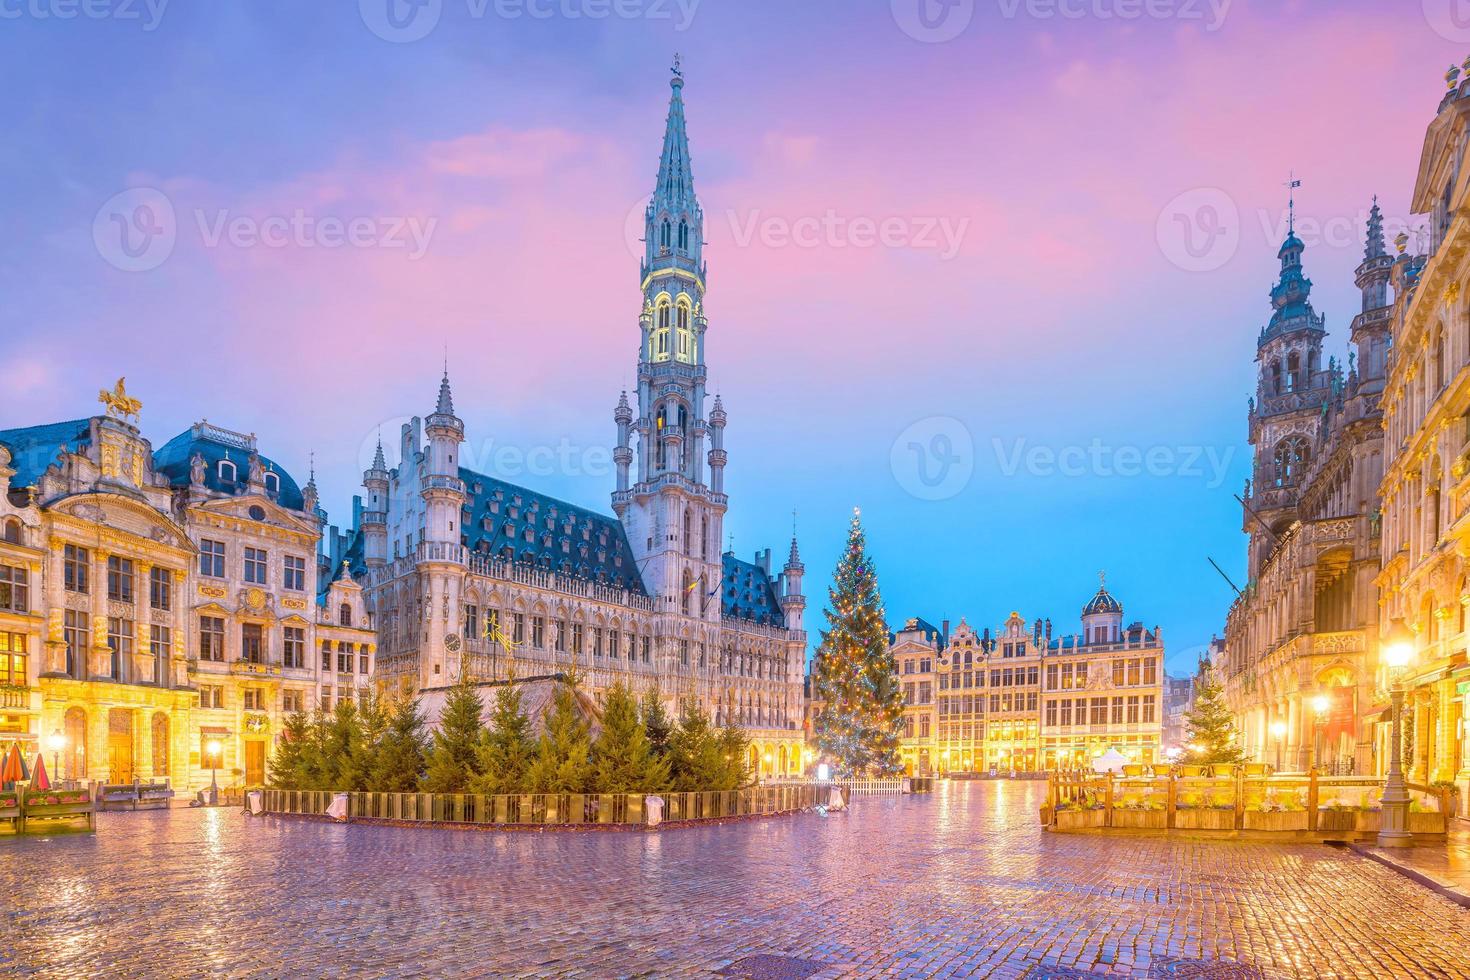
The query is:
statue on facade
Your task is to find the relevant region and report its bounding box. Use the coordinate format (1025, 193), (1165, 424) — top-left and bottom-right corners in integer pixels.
(189, 451), (206, 486)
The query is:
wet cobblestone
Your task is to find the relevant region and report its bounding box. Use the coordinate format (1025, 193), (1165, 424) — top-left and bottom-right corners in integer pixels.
(2, 780), (1468, 978)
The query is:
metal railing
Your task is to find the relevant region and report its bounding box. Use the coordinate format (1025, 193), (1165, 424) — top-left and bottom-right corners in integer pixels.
(260, 784), (832, 826)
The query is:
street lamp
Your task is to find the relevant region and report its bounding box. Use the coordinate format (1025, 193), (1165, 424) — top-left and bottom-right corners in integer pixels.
(1308, 693), (1331, 772)
(205, 739), (222, 806)
(1268, 720), (1287, 773)
(1378, 618), (1415, 849)
(46, 730), (65, 784)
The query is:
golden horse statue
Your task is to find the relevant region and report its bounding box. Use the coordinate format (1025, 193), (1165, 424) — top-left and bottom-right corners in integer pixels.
(98, 377), (142, 422)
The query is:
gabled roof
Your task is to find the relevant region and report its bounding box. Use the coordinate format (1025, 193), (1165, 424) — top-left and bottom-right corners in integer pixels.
(891, 616), (946, 651)
(459, 468), (646, 595)
(153, 425), (305, 510)
(721, 552), (783, 627)
(0, 418), (93, 489)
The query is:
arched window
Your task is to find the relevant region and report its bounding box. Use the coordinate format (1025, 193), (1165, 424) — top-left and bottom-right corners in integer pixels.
(678, 220), (688, 251)
(1271, 360), (1283, 395)
(675, 302), (694, 363)
(218, 459), (237, 483)
(339, 603), (352, 627)
(1, 518), (20, 544)
(651, 300), (672, 361)
(264, 472), (280, 495)
(1286, 352), (1301, 392)
(1272, 437), (1309, 487)
(660, 219), (671, 250)
(1435, 331), (1446, 390)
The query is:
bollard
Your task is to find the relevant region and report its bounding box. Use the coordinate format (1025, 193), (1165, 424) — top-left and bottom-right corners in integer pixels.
(645, 795), (664, 828)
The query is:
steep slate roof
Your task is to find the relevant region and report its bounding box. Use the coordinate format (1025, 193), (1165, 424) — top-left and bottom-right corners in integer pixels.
(459, 467), (646, 595)
(891, 616), (947, 652)
(153, 427), (306, 510)
(0, 419), (93, 488)
(721, 552), (783, 627)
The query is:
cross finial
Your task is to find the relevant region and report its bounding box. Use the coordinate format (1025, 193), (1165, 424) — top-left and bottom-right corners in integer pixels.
(1283, 171), (1302, 233)
(1099, 569), (1106, 588)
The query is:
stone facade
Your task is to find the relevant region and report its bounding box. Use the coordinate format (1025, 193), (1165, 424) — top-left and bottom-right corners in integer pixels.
(1219, 197), (1387, 776)
(347, 68), (809, 779)
(0, 404), (374, 793)
(1375, 75), (1470, 810)
(891, 584), (1166, 775)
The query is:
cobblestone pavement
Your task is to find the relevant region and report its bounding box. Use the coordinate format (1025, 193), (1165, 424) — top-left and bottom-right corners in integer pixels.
(3, 780), (1470, 979)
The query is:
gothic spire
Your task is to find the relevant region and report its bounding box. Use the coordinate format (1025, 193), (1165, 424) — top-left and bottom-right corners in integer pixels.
(654, 56), (695, 210)
(371, 434), (387, 471)
(1365, 195), (1386, 260)
(435, 369), (455, 417)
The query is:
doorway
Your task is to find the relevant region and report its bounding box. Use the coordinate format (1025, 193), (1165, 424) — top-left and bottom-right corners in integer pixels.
(107, 708), (134, 783)
(244, 740), (265, 786)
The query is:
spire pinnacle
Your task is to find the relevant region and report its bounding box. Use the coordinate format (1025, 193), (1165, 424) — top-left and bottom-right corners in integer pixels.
(435, 369), (455, 417)
(371, 433), (386, 471)
(1283, 171), (1301, 235)
(1365, 195), (1386, 260)
(654, 56), (694, 209)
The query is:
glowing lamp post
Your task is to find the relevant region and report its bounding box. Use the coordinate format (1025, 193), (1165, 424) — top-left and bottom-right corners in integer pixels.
(1378, 619), (1415, 849)
(46, 730), (65, 783)
(205, 739), (222, 806)
(1267, 720), (1287, 773)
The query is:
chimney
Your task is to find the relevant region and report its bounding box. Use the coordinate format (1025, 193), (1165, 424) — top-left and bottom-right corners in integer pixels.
(942, 619), (950, 643)
(1045, 618), (1052, 641)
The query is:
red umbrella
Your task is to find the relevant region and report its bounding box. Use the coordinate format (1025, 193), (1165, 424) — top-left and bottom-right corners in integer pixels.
(30, 752), (49, 791)
(0, 743), (23, 788)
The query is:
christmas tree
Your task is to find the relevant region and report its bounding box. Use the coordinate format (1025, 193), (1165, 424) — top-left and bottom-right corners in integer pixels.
(421, 673), (486, 792)
(669, 696), (728, 790)
(528, 679), (595, 793)
(471, 674), (538, 795)
(267, 710), (314, 789)
(591, 682), (670, 793)
(1183, 659), (1246, 766)
(812, 508), (904, 777)
(371, 694), (429, 792)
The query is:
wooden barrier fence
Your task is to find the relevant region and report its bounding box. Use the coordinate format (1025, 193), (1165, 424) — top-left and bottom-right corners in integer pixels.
(1044, 768), (1452, 838)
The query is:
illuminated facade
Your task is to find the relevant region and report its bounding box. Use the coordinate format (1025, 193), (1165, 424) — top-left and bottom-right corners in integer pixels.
(1374, 74), (1470, 809)
(348, 67), (808, 778)
(1219, 197), (1387, 776)
(892, 583), (1166, 775)
(0, 394), (375, 793)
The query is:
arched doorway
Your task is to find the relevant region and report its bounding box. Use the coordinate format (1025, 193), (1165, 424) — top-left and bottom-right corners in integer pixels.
(777, 745), (788, 775)
(63, 707), (87, 780)
(748, 744), (760, 777)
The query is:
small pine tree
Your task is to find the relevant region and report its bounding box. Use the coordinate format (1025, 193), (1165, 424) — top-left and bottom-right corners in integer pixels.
(299, 706), (333, 789)
(812, 509), (903, 776)
(371, 694), (429, 792)
(528, 680), (595, 793)
(422, 674), (486, 793)
(319, 697), (365, 789)
(347, 689), (390, 792)
(471, 679), (538, 795)
(592, 682), (671, 793)
(716, 723), (751, 791)
(669, 697), (726, 791)
(1183, 660), (1246, 766)
(268, 710), (313, 789)
(640, 682), (674, 760)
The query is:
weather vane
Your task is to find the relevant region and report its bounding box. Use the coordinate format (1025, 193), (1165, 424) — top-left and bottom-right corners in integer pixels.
(1283, 171), (1301, 233)
(673, 52), (682, 77)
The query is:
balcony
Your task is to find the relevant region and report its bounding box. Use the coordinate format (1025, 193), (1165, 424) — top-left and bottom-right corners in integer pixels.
(230, 660), (283, 679)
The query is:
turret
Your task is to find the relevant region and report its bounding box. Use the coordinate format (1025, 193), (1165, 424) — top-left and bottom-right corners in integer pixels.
(422, 370), (466, 551)
(1351, 197), (1395, 386)
(613, 391), (633, 492)
(362, 435), (390, 567)
(707, 394), (727, 494)
(1081, 573), (1123, 645)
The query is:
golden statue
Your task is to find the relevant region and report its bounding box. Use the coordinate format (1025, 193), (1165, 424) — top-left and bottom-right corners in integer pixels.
(98, 377), (142, 422)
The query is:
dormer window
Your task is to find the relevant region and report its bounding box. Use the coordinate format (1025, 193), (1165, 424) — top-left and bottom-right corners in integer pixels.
(264, 472), (280, 495)
(218, 459), (237, 483)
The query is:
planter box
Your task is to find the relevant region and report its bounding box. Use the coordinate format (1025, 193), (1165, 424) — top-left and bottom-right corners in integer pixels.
(1112, 808), (1167, 830)
(1317, 809), (1380, 832)
(1243, 810), (1308, 832)
(1054, 808), (1105, 830)
(1409, 811), (1445, 834)
(1175, 808), (1235, 831)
